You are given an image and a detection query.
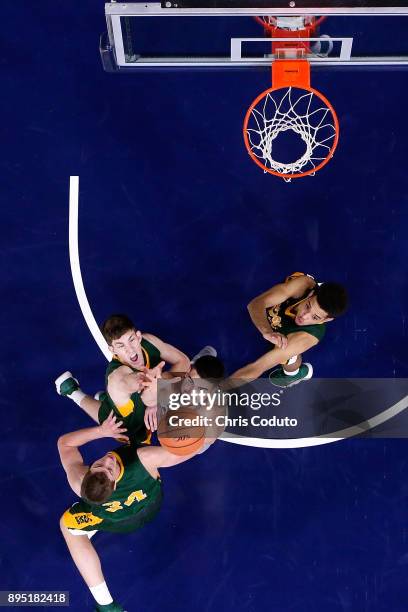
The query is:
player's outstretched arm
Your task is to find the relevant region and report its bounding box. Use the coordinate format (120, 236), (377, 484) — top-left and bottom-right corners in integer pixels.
(107, 365), (148, 407)
(248, 275), (315, 337)
(229, 331), (318, 384)
(57, 412), (129, 495)
(143, 333), (190, 376)
(137, 445), (198, 479)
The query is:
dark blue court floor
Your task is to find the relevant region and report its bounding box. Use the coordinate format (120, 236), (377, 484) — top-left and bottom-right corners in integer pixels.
(1, 2), (408, 611)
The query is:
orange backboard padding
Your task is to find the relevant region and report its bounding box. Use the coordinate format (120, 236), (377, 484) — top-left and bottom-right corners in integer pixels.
(272, 59), (311, 89)
(271, 26), (314, 54)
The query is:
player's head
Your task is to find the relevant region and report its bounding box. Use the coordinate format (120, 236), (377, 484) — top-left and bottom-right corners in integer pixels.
(80, 453), (118, 504)
(295, 282), (348, 326)
(101, 314), (142, 366)
(191, 356), (225, 380)
(182, 356), (225, 394)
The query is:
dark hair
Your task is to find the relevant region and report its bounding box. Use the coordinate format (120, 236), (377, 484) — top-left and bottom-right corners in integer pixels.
(80, 470), (114, 505)
(314, 282), (348, 318)
(101, 314), (135, 345)
(194, 356), (225, 379)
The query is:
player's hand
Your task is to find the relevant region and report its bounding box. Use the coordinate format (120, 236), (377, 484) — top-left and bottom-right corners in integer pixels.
(144, 406), (158, 432)
(141, 362), (164, 407)
(127, 369), (150, 393)
(99, 410), (129, 443)
(145, 360), (166, 380)
(263, 332), (288, 349)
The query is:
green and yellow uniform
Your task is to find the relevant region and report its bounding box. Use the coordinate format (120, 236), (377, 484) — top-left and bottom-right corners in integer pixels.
(98, 337), (161, 445)
(265, 272), (326, 342)
(62, 445), (162, 534)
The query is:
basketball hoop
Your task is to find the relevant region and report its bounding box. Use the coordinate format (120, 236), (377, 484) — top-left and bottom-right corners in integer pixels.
(243, 59), (339, 180)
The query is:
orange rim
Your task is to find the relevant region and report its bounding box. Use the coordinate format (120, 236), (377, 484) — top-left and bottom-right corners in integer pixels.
(243, 85), (339, 180)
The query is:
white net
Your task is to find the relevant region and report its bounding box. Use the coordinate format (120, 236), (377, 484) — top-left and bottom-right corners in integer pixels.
(245, 87), (338, 179)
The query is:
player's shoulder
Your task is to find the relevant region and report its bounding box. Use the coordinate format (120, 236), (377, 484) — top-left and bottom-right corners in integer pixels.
(111, 445), (137, 467)
(58, 446), (88, 496)
(285, 272), (316, 298)
(107, 361), (133, 381)
(67, 465), (88, 497)
(142, 332), (160, 343)
(142, 333), (163, 350)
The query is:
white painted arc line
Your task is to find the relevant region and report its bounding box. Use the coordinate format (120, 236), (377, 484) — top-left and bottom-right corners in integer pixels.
(220, 393), (408, 449)
(68, 176), (111, 361)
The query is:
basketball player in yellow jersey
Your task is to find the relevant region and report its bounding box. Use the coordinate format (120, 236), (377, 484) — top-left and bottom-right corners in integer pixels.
(231, 273), (348, 386)
(56, 314), (191, 445)
(58, 409), (204, 612)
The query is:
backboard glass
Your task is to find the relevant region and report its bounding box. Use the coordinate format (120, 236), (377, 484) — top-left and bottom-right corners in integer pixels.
(101, 1), (408, 71)
(161, 1), (408, 11)
(160, 0), (408, 10)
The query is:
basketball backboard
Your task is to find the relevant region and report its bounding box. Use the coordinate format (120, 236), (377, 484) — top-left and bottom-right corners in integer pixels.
(101, 1), (408, 71)
(160, 0), (408, 11)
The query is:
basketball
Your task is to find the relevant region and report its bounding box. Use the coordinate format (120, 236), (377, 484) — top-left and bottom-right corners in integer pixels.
(157, 407), (205, 456)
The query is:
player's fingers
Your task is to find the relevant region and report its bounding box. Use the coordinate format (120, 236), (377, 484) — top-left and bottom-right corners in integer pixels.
(152, 361), (165, 376)
(142, 379), (155, 389)
(116, 435), (129, 443)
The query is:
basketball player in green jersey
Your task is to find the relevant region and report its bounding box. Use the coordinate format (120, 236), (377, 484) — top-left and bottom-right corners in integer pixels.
(58, 409), (201, 612)
(231, 272), (348, 386)
(56, 314), (190, 446)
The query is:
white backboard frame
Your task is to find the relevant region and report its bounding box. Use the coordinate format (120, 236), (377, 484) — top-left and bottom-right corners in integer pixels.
(102, 2), (408, 70)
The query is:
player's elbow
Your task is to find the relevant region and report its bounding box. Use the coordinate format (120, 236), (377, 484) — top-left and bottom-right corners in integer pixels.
(176, 351), (190, 371)
(57, 435), (66, 450)
(247, 298), (257, 313)
(247, 295), (268, 315)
